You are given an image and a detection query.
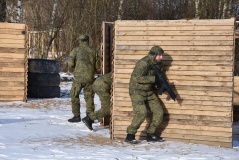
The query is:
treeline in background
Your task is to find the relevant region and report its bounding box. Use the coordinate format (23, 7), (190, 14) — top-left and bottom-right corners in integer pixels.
(0, 0), (239, 59)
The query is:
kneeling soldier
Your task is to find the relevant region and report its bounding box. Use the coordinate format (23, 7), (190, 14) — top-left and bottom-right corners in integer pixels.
(82, 72), (112, 131)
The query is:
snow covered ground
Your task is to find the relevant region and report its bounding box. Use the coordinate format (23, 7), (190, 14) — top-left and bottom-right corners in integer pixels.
(0, 73), (239, 160)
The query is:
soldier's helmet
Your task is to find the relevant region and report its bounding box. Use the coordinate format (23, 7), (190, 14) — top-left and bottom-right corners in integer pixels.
(149, 45), (164, 55)
(79, 34), (89, 42)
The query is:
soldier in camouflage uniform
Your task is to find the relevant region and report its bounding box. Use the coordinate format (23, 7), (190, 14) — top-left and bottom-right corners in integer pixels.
(82, 72), (112, 131)
(125, 45), (165, 144)
(67, 35), (100, 123)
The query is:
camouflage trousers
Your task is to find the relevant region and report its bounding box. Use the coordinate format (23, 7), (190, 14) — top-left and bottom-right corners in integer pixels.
(88, 91), (110, 121)
(127, 93), (163, 134)
(70, 79), (95, 117)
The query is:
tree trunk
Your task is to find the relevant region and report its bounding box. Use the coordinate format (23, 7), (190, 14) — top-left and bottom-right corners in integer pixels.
(44, 0), (59, 59)
(17, 0), (22, 22)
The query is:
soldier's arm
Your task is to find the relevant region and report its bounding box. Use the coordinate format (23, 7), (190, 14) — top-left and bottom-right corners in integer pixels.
(67, 48), (77, 68)
(131, 61), (155, 83)
(95, 49), (101, 70)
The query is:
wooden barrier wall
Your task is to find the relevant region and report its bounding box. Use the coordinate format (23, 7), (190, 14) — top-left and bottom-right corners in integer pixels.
(101, 22), (114, 75)
(112, 19), (235, 148)
(0, 23), (28, 102)
(234, 76), (239, 122)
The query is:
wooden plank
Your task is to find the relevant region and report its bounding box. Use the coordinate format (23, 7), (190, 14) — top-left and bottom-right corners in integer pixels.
(0, 62), (24, 68)
(0, 67), (25, 72)
(0, 34), (25, 40)
(165, 70), (233, 76)
(0, 23), (25, 29)
(166, 75), (233, 81)
(0, 39), (25, 44)
(113, 112), (232, 124)
(115, 35), (234, 41)
(113, 120), (232, 132)
(113, 99), (232, 107)
(113, 102), (232, 112)
(114, 78), (233, 87)
(0, 81), (25, 87)
(116, 40), (234, 46)
(111, 134), (231, 148)
(113, 106), (232, 117)
(164, 60), (232, 66)
(0, 76), (24, 81)
(114, 59), (234, 66)
(0, 29), (26, 35)
(115, 55), (233, 61)
(114, 69), (233, 77)
(0, 72), (25, 77)
(115, 64), (233, 72)
(115, 30), (234, 36)
(114, 128), (232, 138)
(0, 48), (25, 53)
(115, 19), (235, 27)
(114, 88), (232, 101)
(114, 120), (232, 133)
(115, 74), (233, 82)
(167, 114), (232, 122)
(114, 93), (232, 102)
(160, 133), (232, 143)
(0, 43), (25, 49)
(0, 90), (25, 96)
(0, 53), (26, 59)
(115, 26), (234, 31)
(116, 45), (233, 51)
(119, 119), (231, 129)
(163, 138), (232, 148)
(114, 83), (233, 93)
(0, 95), (25, 101)
(0, 58), (25, 63)
(0, 86), (24, 91)
(116, 50), (233, 56)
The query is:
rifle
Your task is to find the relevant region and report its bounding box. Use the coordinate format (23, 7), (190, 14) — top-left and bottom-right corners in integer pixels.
(151, 65), (176, 101)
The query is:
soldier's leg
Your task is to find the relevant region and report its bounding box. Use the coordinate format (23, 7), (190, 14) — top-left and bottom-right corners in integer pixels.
(70, 80), (83, 117)
(89, 91), (111, 121)
(127, 94), (147, 135)
(84, 83), (95, 115)
(146, 94), (163, 134)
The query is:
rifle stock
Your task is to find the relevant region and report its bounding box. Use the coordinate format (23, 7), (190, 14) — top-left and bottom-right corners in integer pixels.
(151, 65), (176, 101)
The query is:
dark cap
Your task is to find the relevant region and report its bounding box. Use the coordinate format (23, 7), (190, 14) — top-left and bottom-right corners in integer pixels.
(79, 35), (89, 41)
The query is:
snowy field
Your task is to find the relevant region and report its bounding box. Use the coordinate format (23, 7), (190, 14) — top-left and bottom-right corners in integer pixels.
(0, 73), (239, 160)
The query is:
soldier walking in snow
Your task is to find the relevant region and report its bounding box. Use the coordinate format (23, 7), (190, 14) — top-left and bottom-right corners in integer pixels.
(67, 35), (100, 123)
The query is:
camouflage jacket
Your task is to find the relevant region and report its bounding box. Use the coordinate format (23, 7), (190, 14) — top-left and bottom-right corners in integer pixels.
(68, 43), (100, 83)
(93, 72), (112, 92)
(129, 53), (164, 96)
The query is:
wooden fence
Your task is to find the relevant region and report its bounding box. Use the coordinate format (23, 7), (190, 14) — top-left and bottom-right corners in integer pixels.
(111, 18), (235, 148)
(0, 22), (28, 102)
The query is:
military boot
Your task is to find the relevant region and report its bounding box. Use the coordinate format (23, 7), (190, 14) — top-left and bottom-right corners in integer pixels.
(125, 134), (137, 144)
(147, 133), (164, 142)
(82, 115), (93, 131)
(68, 115), (81, 123)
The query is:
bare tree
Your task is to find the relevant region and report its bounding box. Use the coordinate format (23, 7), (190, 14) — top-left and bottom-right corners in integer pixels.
(17, 0), (21, 22)
(3, 0), (239, 60)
